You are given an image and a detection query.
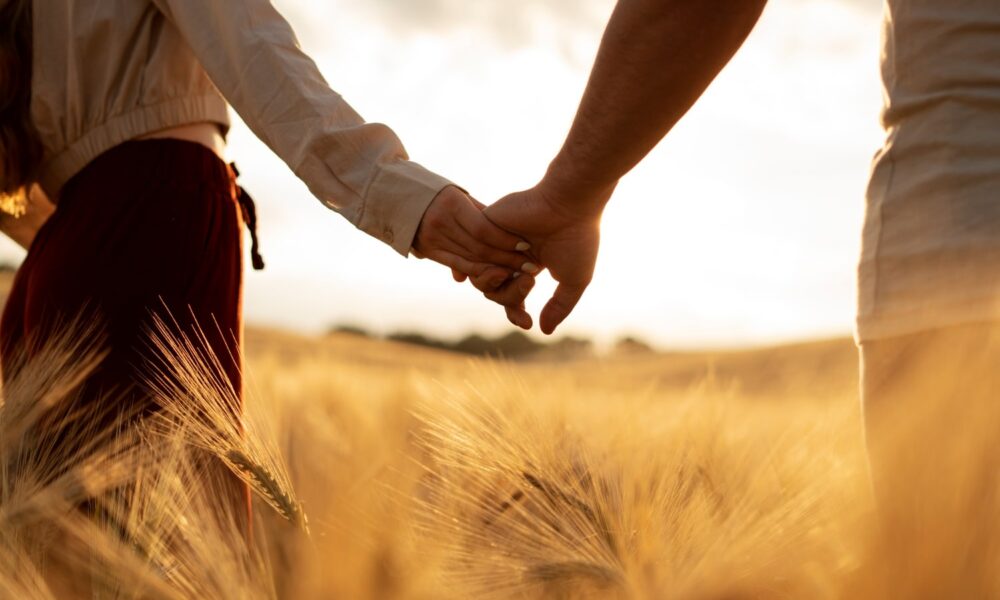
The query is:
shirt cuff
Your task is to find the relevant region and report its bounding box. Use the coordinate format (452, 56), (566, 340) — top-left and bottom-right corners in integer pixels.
(359, 160), (454, 256)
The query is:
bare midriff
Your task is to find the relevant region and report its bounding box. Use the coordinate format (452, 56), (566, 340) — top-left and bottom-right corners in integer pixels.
(136, 122), (226, 159)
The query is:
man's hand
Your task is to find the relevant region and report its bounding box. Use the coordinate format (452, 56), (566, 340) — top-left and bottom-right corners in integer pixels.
(484, 181), (612, 334)
(412, 185), (535, 295)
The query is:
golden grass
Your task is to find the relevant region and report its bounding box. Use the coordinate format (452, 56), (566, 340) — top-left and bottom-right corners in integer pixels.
(0, 322), (996, 599)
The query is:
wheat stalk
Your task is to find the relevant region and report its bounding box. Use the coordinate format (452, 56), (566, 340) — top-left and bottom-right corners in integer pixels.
(226, 449), (307, 532)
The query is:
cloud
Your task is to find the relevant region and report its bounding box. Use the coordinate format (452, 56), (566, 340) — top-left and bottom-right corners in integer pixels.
(826, 0), (881, 16)
(275, 0), (612, 54)
(274, 0), (882, 82)
(281, 0), (881, 52)
(334, 0), (611, 47)
(246, 0), (881, 345)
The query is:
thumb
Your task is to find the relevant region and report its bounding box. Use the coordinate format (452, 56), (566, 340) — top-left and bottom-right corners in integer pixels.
(539, 282), (586, 335)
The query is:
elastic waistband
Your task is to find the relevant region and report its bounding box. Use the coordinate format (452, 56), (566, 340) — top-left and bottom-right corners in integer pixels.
(39, 94), (232, 197)
(62, 138), (233, 200)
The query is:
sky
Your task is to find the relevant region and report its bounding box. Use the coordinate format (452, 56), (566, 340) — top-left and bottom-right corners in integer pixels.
(1, 0), (887, 348)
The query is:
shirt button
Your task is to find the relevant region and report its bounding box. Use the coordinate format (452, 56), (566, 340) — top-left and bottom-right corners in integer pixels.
(383, 227), (394, 243)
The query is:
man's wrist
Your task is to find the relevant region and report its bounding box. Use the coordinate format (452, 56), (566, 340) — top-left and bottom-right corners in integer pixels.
(538, 155), (616, 220)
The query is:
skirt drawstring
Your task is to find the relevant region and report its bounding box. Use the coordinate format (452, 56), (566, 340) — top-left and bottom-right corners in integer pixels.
(228, 163), (265, 271)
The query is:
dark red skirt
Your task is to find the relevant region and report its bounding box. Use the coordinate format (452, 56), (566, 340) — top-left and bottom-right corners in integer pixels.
(0, 138), (250, 520)
(1, 139), (244, 394)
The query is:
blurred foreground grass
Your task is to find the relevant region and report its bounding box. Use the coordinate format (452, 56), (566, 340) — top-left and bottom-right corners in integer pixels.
(241, 327), (870, 599)
(4, 294), (996, 599)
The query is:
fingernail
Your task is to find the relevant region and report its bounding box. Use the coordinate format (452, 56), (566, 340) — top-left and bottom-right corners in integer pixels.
(512, 272), (522, 279)
(515, 241), (531, 252)
(521, 262), (539, 274)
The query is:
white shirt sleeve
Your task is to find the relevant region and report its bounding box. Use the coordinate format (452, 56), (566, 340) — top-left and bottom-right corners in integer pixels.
(151, 0), (453, 255)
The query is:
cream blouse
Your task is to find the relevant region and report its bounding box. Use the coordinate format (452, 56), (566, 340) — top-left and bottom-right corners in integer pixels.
(31, 0), (452, 256)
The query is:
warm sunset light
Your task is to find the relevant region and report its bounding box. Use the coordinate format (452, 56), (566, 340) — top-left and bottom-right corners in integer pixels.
(0, 0), (883, 347)
(4, 0), (998, 597)
(236, 0), (883, 346)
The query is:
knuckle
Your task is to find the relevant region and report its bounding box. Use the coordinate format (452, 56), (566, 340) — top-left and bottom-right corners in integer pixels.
(488, 248), (509, 263)
(473, 221), (491, 239)
(470, 240), (488, 256)
(469, 272), (489, 287)
(427, 213), (447, 228)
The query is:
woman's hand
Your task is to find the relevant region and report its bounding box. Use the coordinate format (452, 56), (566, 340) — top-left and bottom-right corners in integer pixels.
(412, 185), (538, 300)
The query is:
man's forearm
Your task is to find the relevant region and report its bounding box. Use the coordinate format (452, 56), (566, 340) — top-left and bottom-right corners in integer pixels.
(543, 0), (767, 209)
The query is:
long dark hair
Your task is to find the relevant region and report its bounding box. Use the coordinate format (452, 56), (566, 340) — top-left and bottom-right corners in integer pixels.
(0, 0), (41, 215)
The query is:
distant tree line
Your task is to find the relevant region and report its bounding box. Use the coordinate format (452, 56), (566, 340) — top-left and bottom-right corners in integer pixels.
(329, 324), (654, 360)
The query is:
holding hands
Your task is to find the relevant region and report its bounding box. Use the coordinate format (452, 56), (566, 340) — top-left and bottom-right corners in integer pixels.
(412, 176), (612, 335)
(410, 186), (539, 318)
(407, 0), (769, 332)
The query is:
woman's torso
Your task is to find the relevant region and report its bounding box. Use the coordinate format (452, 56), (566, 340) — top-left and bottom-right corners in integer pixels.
(138, 123), (226, 159)
(31, 0), (231, 198)
(859, 0), (1000, 340)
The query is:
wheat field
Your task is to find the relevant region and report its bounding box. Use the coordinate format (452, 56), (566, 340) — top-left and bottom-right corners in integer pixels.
(1, 297), (997, 599)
